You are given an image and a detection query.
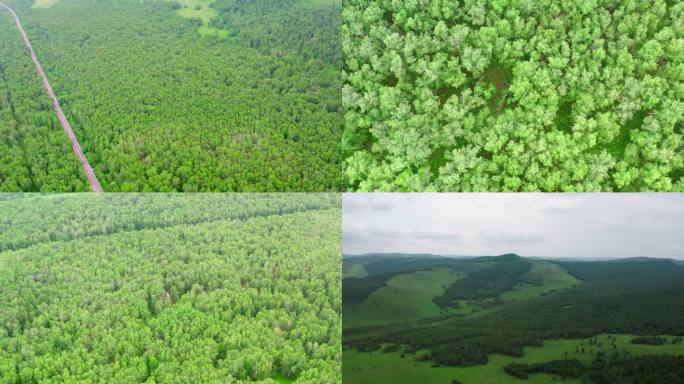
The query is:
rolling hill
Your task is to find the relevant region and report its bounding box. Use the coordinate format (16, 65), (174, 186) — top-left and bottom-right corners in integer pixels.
(343, 254), (684, 384)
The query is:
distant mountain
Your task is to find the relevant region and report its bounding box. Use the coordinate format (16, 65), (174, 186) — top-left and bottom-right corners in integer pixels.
(606, 257), (679, 263)
(472, 253), (522, 262)
(343, 253), (445, 259)
(343, 253), (684, 329)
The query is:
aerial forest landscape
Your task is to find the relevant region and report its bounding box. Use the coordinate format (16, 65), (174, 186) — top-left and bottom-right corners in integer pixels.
(343, 0), (683, 191)
(342, 194), (684, 384)
(0, 0), (342, 192)
(0, 194), (342, 383)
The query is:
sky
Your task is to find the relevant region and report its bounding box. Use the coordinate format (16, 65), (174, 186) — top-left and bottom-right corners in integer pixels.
(343, 193), (684, 259)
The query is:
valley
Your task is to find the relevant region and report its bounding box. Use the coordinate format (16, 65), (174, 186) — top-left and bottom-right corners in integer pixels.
(343, 254), (684, 384)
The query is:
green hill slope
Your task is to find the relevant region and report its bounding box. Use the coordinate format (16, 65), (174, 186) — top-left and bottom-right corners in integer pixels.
(343, 255), (684, 384)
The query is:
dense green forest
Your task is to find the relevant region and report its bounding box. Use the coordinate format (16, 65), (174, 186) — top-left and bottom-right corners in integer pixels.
(0, 11), (87, 191)
(343, 254), (684, 383)
(0, 194), (342, 382)
(343, 0), (684, 191)
(0, 0), (342, 191)
(505, 354), (684, 383)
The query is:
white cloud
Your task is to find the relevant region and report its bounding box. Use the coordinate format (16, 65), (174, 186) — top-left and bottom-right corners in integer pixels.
(342, 193), (684, 259)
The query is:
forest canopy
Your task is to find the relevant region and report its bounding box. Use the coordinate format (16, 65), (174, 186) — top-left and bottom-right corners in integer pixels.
(343, 0), (684, 191)
(0, 194), (342, 383)
(0, 0), (342, 192)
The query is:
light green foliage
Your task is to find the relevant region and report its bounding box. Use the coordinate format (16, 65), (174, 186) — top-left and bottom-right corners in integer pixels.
(1, 0), (342, 191)
(500, 261), (581, 301)
(176, 0), (218, 25)
(0, 194), (341, 383)
(345, 267), (464, 327)
(344, 335), (684, 384)
(273, 374), (294, 384)
(343, 258), (579, 328)
(174, 0), (229, 37)
(0, 193), (339, 251)
(30, 0), (59, 8)
(343, 0), (684, 191)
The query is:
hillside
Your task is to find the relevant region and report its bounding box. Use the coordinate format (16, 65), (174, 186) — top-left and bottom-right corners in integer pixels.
(343, 254), (581, 327)
(343, 254), (684, 383)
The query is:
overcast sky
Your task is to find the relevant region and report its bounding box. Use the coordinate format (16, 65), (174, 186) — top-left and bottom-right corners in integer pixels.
(343, 194), (684, 259)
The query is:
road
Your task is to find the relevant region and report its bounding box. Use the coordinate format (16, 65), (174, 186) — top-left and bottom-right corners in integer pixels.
(0, 1), (103, 192)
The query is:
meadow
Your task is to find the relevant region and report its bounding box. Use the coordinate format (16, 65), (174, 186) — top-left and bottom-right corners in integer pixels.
(343, 254), (684, 383)
(344, 335), (684, 384)
(343, 257), (582, 328)
(174, 0), (228, 37)
(499, 261), (580, 301)
(344, 266), (464, 327)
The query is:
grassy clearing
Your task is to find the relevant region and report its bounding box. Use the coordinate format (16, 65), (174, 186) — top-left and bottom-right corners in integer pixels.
(343, 260), (369, 278)
(273, 374), (293, 383)
(500, 261), (581, 301)
(344, 335), (684, 384)
(175, 0), (228, 37)
(31, 0), (60, 8)
(345, 267), (464, 327)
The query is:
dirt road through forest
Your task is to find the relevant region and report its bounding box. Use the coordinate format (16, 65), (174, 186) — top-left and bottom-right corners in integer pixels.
(0, 1), (103, 192)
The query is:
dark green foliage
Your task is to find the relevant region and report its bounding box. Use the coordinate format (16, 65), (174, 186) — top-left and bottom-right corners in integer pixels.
(632, 336), (668, 345)
(343, 0), (684, 191)
(0, 0), (342, 191)
(210, 0), (341, 68)
(504, 359), (585, 379)
(361, 255), (459, 276)
(585, 354), (684, 384)
(343, 253), (527, 308)
(0, 194), (342, 382)
(342, 255), (460, 303)
(0, 11), (86, 192)
(433, 255), (530, 308)
(381, 344), (401, 353)
(506, 355), (684, 383)
(343, 274), (395, 304)
(344, 257), (684, 375)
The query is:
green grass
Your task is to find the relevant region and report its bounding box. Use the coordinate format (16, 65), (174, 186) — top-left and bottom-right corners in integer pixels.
(344, 335), (684, 384)
(175, 0), (229, 37)
(345, 260), (571, 328)
(343, 260), (369, 278)
(31, 0), (60, 8)
(344, 267), (464, 327)
(273, 374), (293, 383)
(500, 261), (581, 301)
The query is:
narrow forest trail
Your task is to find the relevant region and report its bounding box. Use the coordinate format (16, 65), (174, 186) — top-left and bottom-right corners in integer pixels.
(0, 1), (103, 192)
